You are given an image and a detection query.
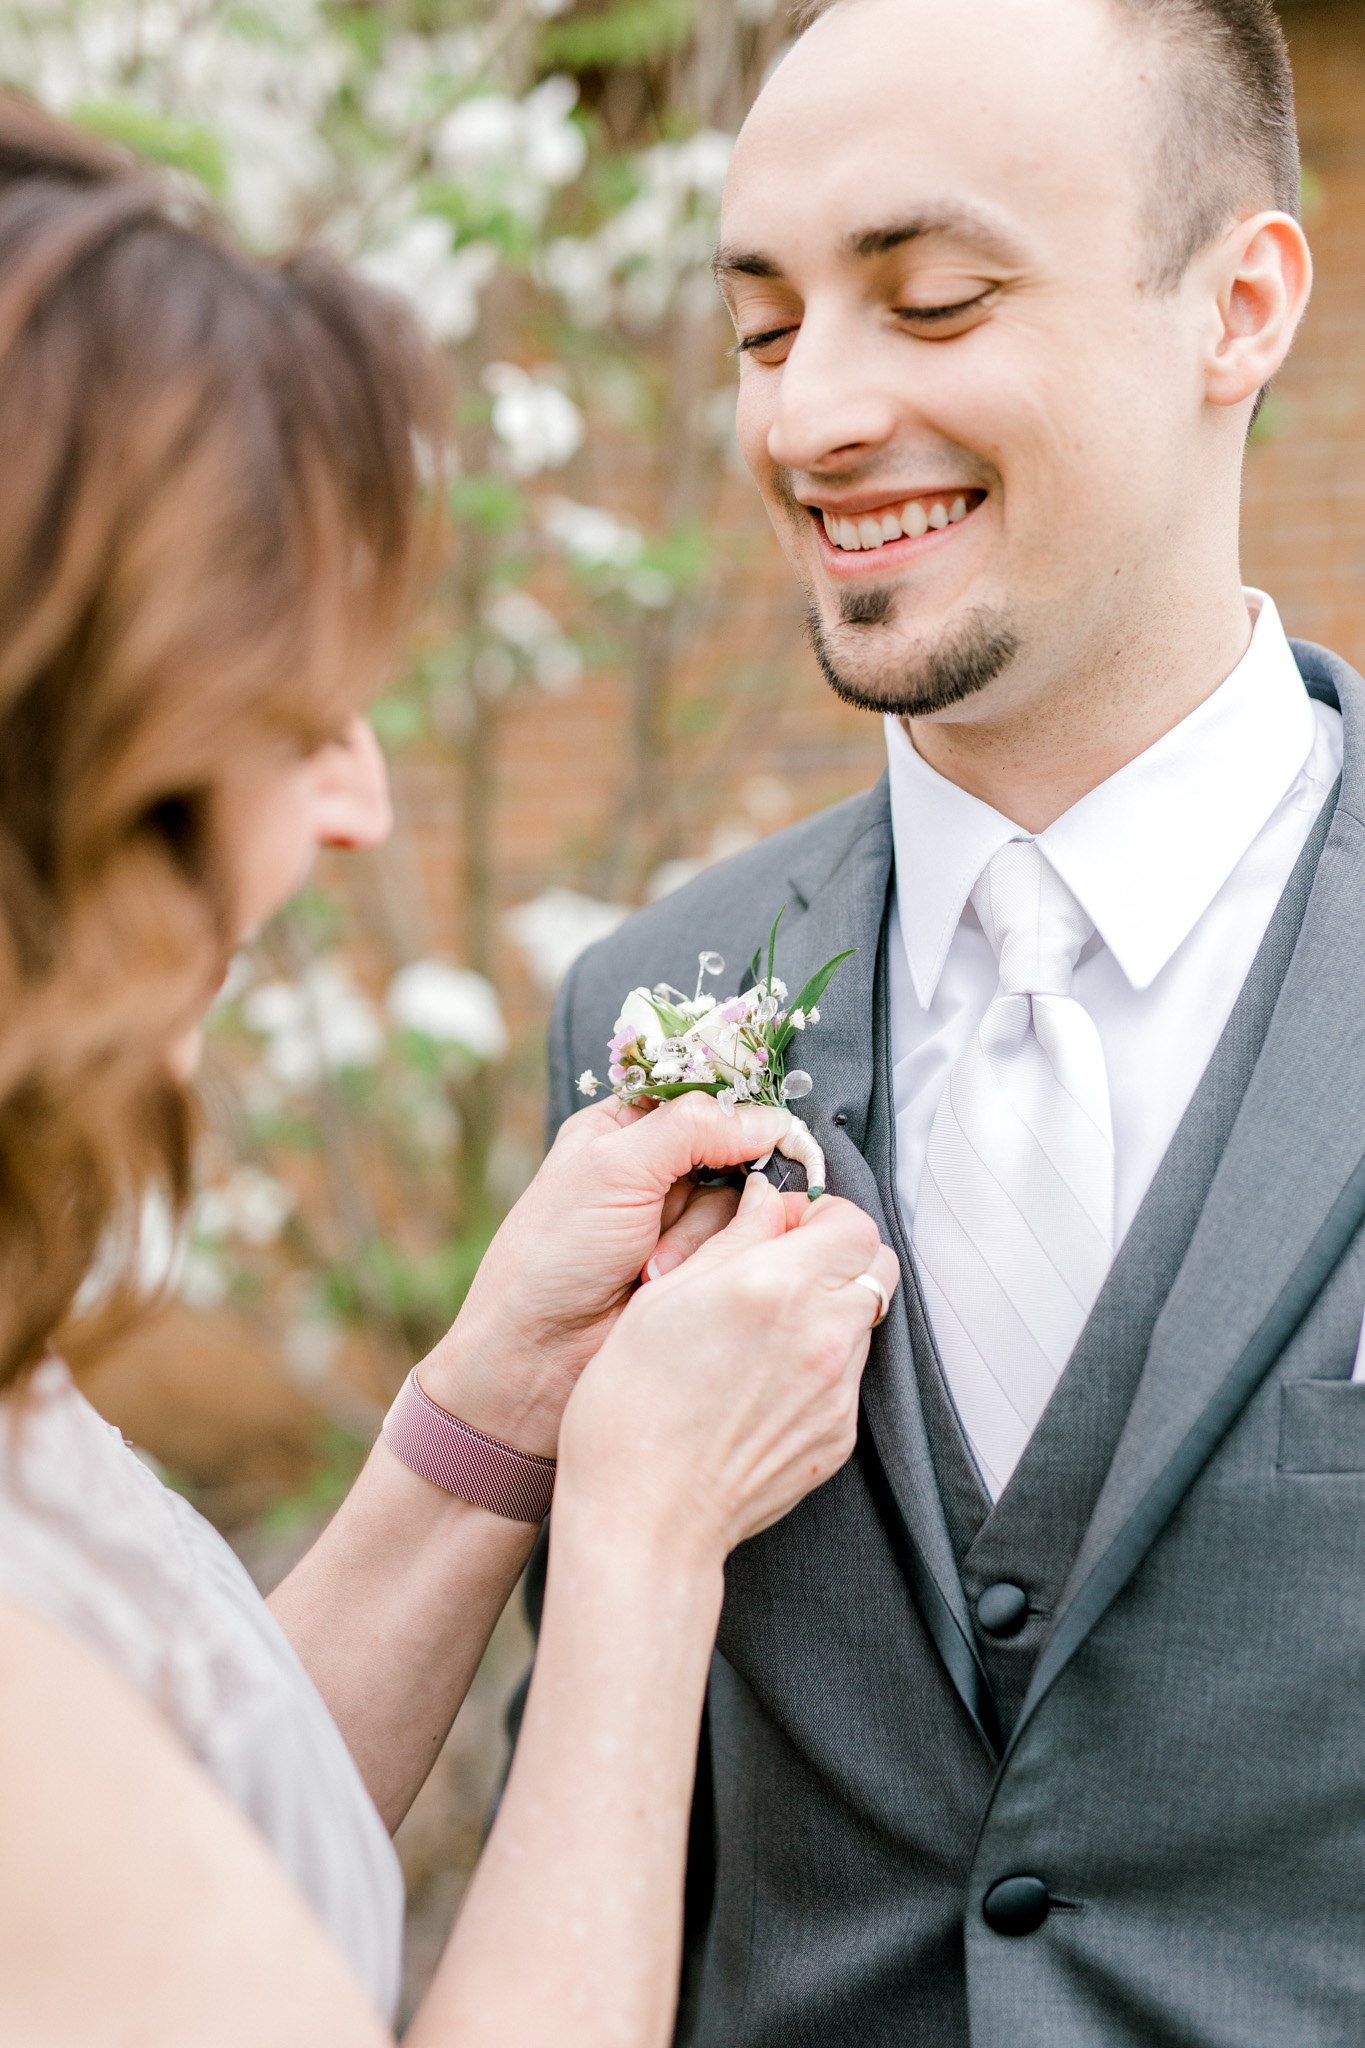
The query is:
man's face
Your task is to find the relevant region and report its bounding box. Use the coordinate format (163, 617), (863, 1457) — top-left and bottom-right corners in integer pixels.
(719, 0), (1211, 724)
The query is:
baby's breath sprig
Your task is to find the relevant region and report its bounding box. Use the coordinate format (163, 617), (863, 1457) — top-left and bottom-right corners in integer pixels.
(578, 911), (854, 1197)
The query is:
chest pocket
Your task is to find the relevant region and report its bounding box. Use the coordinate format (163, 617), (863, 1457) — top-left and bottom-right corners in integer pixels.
(1279, 1379), (1365, 1473)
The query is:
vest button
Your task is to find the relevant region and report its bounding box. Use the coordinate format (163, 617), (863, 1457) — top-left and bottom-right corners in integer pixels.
(976, 1581), (1029, 1637)
(982, 1874), (1051, 1936)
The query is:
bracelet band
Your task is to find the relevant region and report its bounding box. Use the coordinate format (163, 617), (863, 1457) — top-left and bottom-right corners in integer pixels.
(382, 1368), (556, 1523)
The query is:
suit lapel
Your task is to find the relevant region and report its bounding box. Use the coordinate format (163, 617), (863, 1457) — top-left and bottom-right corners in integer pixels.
(777, 778), (996, 1753)
(1013, 643), (1365, 1744)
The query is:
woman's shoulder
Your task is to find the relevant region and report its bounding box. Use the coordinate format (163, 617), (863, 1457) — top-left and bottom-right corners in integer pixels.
(0, 1590), (387, 2048)
(0, 1358), (405, 2018)
(0, 1359), (226, 1680)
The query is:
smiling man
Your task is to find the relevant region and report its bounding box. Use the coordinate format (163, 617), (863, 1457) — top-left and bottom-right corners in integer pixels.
(543, 2), (1365, 2044)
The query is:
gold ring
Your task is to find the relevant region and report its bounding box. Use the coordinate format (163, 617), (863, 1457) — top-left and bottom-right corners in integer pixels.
(851, 1271), (890, 1327)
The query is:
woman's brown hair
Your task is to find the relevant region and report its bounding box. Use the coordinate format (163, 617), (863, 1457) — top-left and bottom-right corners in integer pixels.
(0, 90), (448, 1389)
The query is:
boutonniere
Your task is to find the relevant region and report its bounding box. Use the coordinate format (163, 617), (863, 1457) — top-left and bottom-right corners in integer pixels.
(577, 911), (854, 1198)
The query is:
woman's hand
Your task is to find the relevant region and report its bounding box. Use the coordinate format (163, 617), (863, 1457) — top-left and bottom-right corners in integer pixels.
(419, 1095), (796, 1454)
(555, 1172), (901, 1564)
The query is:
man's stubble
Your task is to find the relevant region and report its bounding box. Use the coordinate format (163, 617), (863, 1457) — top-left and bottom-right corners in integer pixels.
(804, 583), (1023, 719)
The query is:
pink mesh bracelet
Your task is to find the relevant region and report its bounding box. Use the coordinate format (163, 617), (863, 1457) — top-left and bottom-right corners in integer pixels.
(382, 1368), (556, 1523)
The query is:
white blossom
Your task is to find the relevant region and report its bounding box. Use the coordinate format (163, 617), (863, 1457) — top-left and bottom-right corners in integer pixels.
(541, 496), (644, 570)
(386, 960), (508, 1063)
(434, 76), (586, 221)
(542, 129), (734, 332)
(485, 363), (585, 477)
(194, 1167), (296, 1247)
(685, 998), (767, 1085)
(577, 1069), (602, 1096)
(614, 988), (669, 1055)
(242, 960), (384, 1090)
(484, 588), (583, 694)
(2, 0), (351, 249)
(283, 1313), (344, 1388)
(364, 32), (481, 132)
(356, 221), (497, 344)
(505, 888), (630, 994)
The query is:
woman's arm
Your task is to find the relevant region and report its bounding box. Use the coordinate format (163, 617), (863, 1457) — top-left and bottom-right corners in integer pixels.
(270, 1096), (793, 1828)
(409, 1179), (898, 2048)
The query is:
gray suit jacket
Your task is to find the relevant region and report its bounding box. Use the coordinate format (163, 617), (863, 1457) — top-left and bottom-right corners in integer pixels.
(545, 640), (1365, 2046)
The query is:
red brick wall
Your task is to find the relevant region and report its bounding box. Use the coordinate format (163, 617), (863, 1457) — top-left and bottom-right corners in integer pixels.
(1245, 2), (1365, 658)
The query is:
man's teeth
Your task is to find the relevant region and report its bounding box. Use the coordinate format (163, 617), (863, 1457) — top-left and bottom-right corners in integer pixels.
(821, 495), (970, 551)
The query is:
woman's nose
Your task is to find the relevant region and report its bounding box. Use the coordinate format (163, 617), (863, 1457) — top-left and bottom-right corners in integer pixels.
(314, 717), (393, 851)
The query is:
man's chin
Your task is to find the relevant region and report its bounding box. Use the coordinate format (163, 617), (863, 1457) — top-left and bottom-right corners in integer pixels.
(805, 598), (1022, 719)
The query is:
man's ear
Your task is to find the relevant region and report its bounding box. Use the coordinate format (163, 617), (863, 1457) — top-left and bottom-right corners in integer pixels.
(1203, 210), (1313, 411)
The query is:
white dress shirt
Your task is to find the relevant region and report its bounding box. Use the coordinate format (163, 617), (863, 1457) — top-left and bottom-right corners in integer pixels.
(887, 590), (1346, 1439)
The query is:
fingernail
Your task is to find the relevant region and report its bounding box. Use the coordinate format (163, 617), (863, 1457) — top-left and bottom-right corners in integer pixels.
(644, 1251), (682, 1283)
(739, 1169), (770, 1208)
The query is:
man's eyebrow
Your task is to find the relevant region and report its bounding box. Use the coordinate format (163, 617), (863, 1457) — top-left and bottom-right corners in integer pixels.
(713, 205), (1028, 285)
(846, 206), (1027, 267)
(712, 247), (782, 283)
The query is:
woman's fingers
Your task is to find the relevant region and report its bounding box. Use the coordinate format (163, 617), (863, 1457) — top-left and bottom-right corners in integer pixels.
(843, 1242), (902, 1326)
(643, 1182), (741, 1281)
(587, 1094), (793, 1200)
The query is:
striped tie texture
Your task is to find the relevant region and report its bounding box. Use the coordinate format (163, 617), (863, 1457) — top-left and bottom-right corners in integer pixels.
(911, 839), (1115, 1500)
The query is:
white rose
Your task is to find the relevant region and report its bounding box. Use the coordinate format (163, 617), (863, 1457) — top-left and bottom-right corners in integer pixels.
(686, 993), (764, 1084)
(614, 987), (668, 1054)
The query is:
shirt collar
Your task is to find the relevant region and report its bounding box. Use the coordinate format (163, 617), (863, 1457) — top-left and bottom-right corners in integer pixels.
(887, 589), (1317, 1005)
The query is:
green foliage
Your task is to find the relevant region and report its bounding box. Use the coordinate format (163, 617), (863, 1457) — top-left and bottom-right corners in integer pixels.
(1249, 391), (1288, 448)
(450, 474), (526, 534)
(369, 689), (430, 750)
(284, 885), (349, 953)
(419, 179), (540, 265)
(641, 521), (710, 591)
(362, 1230), (498, 1330)
(1301, 163), (1326, 222)
(71, 101), (227, 195)
(538, 0), (696, 71)
(258, 1424), (370, 1537)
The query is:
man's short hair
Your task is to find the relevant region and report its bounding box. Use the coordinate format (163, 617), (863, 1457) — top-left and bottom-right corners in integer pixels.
(787, 0), (1301, 291)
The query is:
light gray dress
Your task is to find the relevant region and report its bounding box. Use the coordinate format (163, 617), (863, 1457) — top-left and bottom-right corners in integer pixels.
(0, 1358), (404, 2021)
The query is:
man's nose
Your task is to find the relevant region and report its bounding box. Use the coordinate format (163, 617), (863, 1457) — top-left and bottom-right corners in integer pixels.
(315, 716), (393, 851)
(765, 315), (902, 474)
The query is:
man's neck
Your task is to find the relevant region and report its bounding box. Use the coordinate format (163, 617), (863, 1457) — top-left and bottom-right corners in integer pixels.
(905, 579), (1255, 833)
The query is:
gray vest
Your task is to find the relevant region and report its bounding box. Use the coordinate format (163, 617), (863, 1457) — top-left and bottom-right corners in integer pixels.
(898, 784), (1334, 1747)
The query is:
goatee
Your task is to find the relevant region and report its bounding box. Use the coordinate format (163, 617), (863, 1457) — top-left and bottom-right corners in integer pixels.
(806, 591), (1021, 718)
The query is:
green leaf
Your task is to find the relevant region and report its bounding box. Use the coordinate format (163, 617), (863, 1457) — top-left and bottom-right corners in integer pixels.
(644, 996), (689, 1037)
(71, 102), (227, 197)
(773, 950), (857, 1055)
(630, 1079), (719, 1101)
(539, 0), (696, 71)
(765, 906), (784, 995)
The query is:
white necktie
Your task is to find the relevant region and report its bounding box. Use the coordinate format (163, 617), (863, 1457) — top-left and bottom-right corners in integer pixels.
(911, 839), (1115, 1500)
